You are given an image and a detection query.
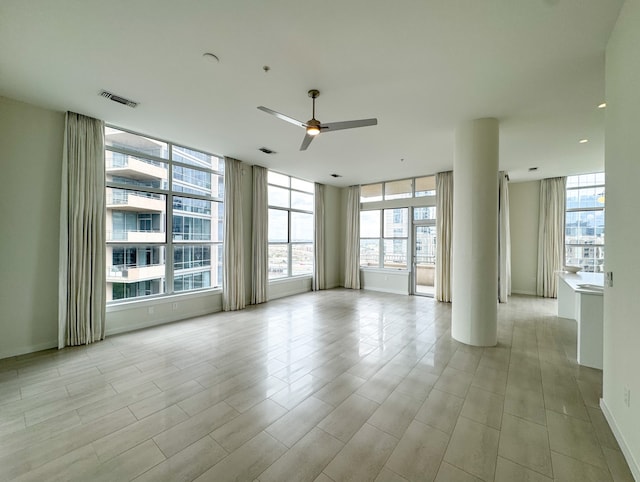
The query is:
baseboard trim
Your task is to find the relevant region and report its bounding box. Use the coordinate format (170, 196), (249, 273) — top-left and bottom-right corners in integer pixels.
(600, 398), (640, 481)
(0, 340), (57, 360)
(511, 289), (538, 296)
(362, 286), (408, 296)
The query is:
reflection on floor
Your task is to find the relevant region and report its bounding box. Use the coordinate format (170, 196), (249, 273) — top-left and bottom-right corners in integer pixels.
(416, 283), (435, 297)
(0, 290), (634, 481)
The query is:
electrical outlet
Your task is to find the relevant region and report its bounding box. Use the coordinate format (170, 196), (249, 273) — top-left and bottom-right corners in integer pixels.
(172, 302), (178, 311)
(147, 306), (154, 315)
(624, 387), (631, 407)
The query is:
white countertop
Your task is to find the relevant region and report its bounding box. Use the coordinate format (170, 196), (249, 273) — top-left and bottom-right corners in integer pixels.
(557, 271), (604, 295)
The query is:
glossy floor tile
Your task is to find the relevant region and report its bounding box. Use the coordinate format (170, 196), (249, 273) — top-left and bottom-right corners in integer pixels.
(0, 290), (634, 481)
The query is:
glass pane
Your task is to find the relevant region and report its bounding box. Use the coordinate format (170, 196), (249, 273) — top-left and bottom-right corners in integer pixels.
(567, 172), (605, 188)
(106, 245), (166, 301)
(106, 188), (166, 242)
(291, 212), (313, 242)
(172, 165), (222, 198)
(173, 244), (210, 271)
(268, 171), (290, 187)
(360, 210), (381, 238)
(292, 244), (313, 276)
(566, 187), (605, 209)
(415, 176), (436, 197)
(173, 145), (223, 171)
(106, 151), (168, 190)
(268, 209), (289, 242)
(384, 239), (407, 269)
(291, 191), (313, 211)
(565, 245), (605, 273)
(172, 197), (222, 242)
(268, 185), (290, 208)
(360, 239), (380, 267)
(565, 210), (605, 245)
(105, 127), (169, 159)
(172, 243), (222, 291)
(268, 244), (289, 279)
(361, 183), (383, 203)
(385, 179), (412, 200)
(384, 208), (408, 238)
(414, 206), (436, 221)
(415, 225), (437, 265)
(291, 178), (314, 193)
(415, 225), (436, 295)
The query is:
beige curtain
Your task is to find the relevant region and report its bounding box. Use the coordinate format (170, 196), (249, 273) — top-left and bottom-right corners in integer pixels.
(313, 183), (325, 291)
(223, 157), (246, 311)
(58, 112), (106, 348)
(537, 177), (566, 298)
(435, 171), (453, 302)
(251, 165), (268, 304)
(498, 172), (512, 303)
(344, 185), (361, 289)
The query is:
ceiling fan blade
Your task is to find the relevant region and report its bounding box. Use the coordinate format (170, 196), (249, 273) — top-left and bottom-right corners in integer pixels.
(321, 118), (377, 132)
(300, 134), (315, 151)
(257, 106), (306, 128)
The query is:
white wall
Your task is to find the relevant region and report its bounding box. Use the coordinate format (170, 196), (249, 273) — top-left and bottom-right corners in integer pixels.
(602, 1), (640, 478)
(324, 185), (344, 289)
(361, 270), (409, 295)
(0, 97), (64, 358)
(509, 181), (540, 295)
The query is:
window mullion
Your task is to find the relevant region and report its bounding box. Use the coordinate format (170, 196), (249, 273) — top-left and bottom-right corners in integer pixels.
(166, 142), (174, 295)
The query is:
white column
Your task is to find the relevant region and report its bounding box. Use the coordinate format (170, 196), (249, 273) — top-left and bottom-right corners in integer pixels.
(451, 118), (499, 346)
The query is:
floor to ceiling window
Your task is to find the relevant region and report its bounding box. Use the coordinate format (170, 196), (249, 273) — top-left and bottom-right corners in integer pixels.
(105, 127), (224, 302)
(267, 171), (314, 279)
(565, 172), (605, 272)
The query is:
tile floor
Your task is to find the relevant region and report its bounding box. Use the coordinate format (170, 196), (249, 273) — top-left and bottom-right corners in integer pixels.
(0, 289), (635, 481)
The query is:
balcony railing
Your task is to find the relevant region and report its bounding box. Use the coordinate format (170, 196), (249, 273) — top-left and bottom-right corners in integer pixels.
(106, 156), (167, 181)
(106, 192), (165, 212)
(106, 263), (165, 282)
(107, 230), (165, 243)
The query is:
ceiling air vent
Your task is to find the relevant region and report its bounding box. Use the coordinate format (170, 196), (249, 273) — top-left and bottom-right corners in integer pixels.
(99, 90), (138, 108)
(259, 147), (276, 154)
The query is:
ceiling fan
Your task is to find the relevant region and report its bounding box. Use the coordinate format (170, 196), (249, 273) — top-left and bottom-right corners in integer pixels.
(258, 90), (377, 151)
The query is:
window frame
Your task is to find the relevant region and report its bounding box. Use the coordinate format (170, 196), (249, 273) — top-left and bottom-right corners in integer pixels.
(105, 125), (224, 304)
(267, 171), (314, 280)
(564, 172), (605, 272)
(359, 175), (436, 271)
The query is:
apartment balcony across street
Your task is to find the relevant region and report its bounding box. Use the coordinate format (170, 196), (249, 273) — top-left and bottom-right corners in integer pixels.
(107, 263), (165, 282)
(106, 157), (167, 181)
(107, 230), (165, 243)
(107, 191), (165, 212)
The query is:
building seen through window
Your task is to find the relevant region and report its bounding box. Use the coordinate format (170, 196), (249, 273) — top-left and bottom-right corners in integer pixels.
(105, 127), (224, 302)
(565, 172), (605, 272)
(267, 171), (314, 279)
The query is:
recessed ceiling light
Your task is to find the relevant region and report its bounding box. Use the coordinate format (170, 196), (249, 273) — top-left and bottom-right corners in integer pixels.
(202, 52), (220, 63)
(598, 102), (607, 109)
(528, 167), (538, 172)
(330, 173), (342, 178)
(258, 147), (276, 154)
(579, 139), (589, 144)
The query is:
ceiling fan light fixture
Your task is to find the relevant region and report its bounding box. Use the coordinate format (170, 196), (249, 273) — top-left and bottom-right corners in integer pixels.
(306, 119), (321, 136)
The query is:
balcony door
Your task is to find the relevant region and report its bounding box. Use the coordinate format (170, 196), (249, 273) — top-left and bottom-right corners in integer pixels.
(413, 223), (436, 296)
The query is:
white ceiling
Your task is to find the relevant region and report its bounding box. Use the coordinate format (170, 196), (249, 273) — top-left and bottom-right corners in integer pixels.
(0, 0), (623, 187)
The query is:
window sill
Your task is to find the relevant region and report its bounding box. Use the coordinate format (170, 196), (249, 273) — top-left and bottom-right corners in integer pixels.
(360, 267), (409, 274)
(106, 288), (222, 313)
(268, 275), (313, 285)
